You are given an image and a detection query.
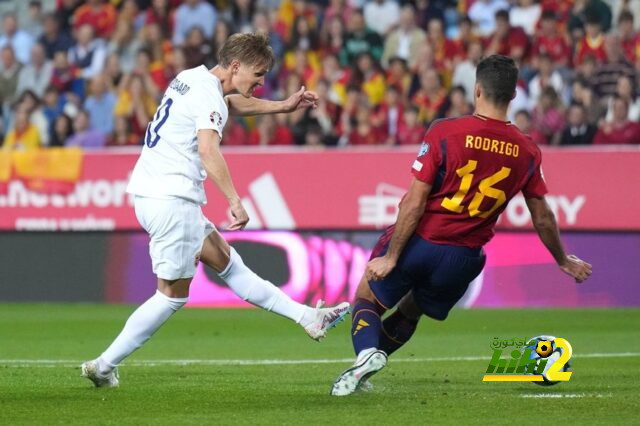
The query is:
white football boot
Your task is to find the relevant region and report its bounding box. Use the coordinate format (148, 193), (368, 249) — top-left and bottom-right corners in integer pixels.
(303, 300), (351, 341)
(81, 359), (120, 388)
(330, 349), (387, 396)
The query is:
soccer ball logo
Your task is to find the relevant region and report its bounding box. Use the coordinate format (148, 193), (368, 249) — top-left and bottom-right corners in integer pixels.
(536, 340), (553, 358)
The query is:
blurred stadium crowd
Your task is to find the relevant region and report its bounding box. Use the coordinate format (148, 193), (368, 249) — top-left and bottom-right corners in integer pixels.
(1, 0), (640, 149)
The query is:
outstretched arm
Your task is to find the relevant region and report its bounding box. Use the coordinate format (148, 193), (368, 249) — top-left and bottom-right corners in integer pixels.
(366, 178), (432, 281)
(197, 129), (248, 231)
(525, 196), (592, 283)
(225, 86), (318, 116)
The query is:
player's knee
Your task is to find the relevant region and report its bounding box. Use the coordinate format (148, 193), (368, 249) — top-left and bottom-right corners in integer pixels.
(156, 290), (188, 311)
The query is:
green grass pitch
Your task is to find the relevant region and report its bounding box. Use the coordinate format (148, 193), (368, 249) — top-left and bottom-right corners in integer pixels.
(1, 305), (638, 425)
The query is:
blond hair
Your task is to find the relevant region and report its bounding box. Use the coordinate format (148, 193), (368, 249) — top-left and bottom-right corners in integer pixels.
(218, 33), (275, 70)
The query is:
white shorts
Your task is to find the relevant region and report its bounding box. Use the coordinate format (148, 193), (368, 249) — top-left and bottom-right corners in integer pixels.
(134, 196), (215, 280)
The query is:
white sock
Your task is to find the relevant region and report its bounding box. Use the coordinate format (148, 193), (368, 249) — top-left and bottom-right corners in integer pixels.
(98, 290), (187, 374)
(219, 247), (315, 326)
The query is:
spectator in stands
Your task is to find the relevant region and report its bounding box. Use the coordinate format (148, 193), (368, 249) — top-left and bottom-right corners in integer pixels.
(104, 53), (124, 89)
(2, 107), (41, 150)
(50, 113), (74, 147)
(305, 79), (340, 145)
(183, 27), (213, 69)
(571, 77), (606, 126)
(211, 19), (234, 62)
(23, 1), (45, 38)
(468, 0), (510, 37)
(249, 114), (294, 145)
(0, 46), (23, 109)
(364, 0), (401, 36)
(351, 52), (385, 107)
(56, 0), (82, 35)
(65, 109), (106, 148)
(484, 10), (529, 65)
(324, 0), (354, 28)
(172, 0), (217, 46)
(114, 74), (157, 141)
(231, 0), (256, 34)
(278, 73), (312, 145)
(593, 95), (640, 144)
(560, 103), (596, 145)
(411, 68), (447, 125)
(532, 10), (571, 69)
(129, 49), (161, 98)
(219, 117), (249, 146)
(303, 123), (325, 147)
(452, 39), (483, 104)
(396, 106), (424, 145)
(108, 12), (143, 74)
(320, 16), (345, 57)
(385, 57), (411, 97)
(252, 12), (284, 62)
(0, 12), (34, 65)
(372, 85), (404, 145)
(38, 14), (73, 60)
(574, 13), (606, 65)
(507, 80), (531, 122)
(339, 9), (384, 66)
(414, 0), (445, 30)
(84, 75), (116, 136)
(16, 43), (52, 98)
(592, 35), (636, 99)
(528, 53), (565, 110)
(509, 0), (542, 36)
(50, 50), (81, 95)
(16, 90), (49, 146)
(144, 0), (174, 38)
(381, 5), (426, 70)
(530, 86), (565, 145)
(427, 17), (458, 74)
(514, 109), (532, 134)
(289, 16), (320, 52)
(452, 15), (479, 58)
(569, 0), (612, 34)
(617, 10), (639, 66)
(107, 115), (139, 146)
(605, 75), (640, 121)
(139, 23), (172, 90)
(347, 103), (386, 145)
(438, 85), (473, 119)
(68, 24), (108, 79)
(42, 86), (64, 139)
(73, 0), (117, 39)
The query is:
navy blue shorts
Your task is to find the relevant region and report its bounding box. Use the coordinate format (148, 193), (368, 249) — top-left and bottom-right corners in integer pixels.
(369, 226), (486, 321)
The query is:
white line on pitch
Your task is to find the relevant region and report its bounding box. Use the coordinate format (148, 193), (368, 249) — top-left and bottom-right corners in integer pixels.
(520, 393), (612, 398)
(0, 352), (638, 367)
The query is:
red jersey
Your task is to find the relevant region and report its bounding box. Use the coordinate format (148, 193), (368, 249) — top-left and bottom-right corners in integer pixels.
(411, 115), (547, 248)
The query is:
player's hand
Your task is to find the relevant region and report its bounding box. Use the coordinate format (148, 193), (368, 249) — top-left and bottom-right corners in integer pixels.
(559, 254), (592, 283)
(282, 86), (318, 112)
(365, 256), (397, 282)
(227, 199), (249, 231)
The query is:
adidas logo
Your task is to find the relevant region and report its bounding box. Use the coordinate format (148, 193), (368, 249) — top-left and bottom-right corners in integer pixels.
(352, 319), (370, 336)
(227, 173), (296, 229)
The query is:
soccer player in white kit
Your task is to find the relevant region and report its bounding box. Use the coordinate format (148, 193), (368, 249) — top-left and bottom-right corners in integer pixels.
(81, 33), (350, 387)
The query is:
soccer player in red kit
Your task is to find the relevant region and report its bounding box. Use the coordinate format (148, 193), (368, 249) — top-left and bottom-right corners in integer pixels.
(330, 55), (593, 396)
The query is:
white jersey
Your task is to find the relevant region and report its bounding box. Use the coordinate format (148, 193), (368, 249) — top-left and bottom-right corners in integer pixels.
(126, 65), (228, 205)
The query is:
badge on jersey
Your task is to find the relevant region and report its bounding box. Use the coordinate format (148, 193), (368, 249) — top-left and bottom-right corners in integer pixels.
(418, 142), (430, 157)
(209, 111), (223, 127)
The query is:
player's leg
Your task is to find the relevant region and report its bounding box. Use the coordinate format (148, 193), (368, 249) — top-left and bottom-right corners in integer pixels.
(82, 197), (200, 387)
(331, 228), (412, 396)
(199, 229), (350, 340)
(379, 291), (422, 356)
(85, 277), (191, 385)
